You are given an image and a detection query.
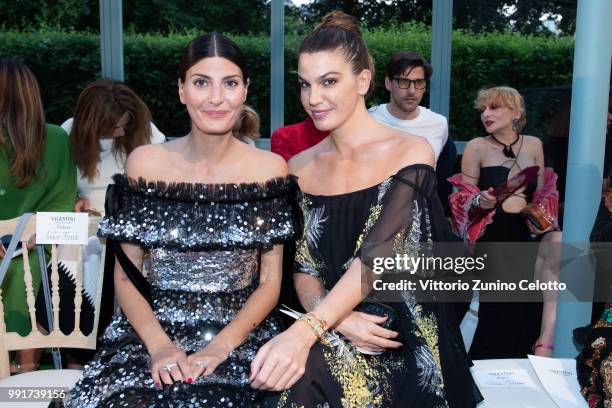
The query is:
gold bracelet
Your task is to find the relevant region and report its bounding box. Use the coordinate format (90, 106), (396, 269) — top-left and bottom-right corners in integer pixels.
(297, 313), (328, 340)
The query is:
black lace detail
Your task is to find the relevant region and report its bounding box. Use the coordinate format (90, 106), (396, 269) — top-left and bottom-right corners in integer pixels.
(98, 174), (299, 251)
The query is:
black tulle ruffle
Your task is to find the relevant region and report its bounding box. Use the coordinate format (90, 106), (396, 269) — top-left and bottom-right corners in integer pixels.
(98, 174), (300, 251)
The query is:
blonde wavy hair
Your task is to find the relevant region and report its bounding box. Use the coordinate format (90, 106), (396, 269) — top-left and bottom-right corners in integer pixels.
(474, 86), (527, 132)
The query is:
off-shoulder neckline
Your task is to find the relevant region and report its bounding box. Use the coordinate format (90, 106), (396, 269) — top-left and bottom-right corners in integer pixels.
(300, 163), (435, 199)
(112, 173), (297, 203)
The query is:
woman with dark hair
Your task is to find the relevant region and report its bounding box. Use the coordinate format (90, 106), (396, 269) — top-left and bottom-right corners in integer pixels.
(62, 32), (296, 407)
(0, 58), (77, 373)
(250, 11), (481, 408)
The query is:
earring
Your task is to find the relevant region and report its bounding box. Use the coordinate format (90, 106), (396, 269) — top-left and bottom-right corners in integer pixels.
(512, 118), (520, 133)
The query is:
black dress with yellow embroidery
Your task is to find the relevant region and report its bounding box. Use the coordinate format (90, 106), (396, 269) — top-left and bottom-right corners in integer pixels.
(273, 165), (483, 408)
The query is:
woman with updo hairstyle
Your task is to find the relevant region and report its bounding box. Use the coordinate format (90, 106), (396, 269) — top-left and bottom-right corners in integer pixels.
(250, 11), (482, 407)
(62, 32), (297, 407)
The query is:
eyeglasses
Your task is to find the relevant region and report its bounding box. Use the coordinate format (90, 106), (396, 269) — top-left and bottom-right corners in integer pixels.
(393, 77), (426, 90)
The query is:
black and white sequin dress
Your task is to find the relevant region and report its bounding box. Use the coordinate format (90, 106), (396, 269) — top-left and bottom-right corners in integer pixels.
(62, 174), (298, 407)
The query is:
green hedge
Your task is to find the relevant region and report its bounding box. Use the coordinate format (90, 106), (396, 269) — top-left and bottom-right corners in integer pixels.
(0, 28), (575, 140)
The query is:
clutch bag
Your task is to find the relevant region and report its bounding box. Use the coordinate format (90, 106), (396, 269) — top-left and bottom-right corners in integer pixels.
(521, 203), (557, 231)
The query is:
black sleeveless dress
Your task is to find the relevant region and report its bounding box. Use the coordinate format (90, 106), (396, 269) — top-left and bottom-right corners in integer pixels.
(270, 165), (483, 408)
(468, 165), (543, 360)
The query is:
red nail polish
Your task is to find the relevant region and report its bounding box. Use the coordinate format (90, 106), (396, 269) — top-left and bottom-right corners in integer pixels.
(187, 377), (193, 384)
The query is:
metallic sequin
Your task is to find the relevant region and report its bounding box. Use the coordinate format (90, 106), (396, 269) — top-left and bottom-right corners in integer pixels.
(64, 176), (296, 407)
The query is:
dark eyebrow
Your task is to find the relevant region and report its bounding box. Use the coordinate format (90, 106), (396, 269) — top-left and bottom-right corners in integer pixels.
(297, 71), (342, 83)
(320, 71), (342, 78)
(190, 73), (210, 80)
(190, 73), (242, 80)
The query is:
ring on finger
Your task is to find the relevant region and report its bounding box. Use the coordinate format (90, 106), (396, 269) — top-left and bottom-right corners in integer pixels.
(194, 360), (205, 368)
(163, 362), (178, 372)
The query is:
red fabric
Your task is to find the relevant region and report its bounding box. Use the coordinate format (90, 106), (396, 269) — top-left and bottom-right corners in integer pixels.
(532, 167), (560, 230)
(271, 117), (329, 161)
(447, 173), (496, 243)
(447, 167), (560, 243)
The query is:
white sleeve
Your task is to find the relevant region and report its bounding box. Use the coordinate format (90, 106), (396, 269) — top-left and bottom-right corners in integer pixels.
(149, 122), (166, 144)
(431, 115), (448, 162)
(61, 117), (74, 134)
(439, 116), (449, 150)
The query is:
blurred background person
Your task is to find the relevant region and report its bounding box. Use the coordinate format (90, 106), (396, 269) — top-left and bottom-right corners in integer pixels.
(40, 79), (167, 369)
(271, 117), (329, 161)
(0, 58), (77, 374)
(369, 51), (456, 217)
(449, 86), (560, 359)
(63, 78), (165, 215)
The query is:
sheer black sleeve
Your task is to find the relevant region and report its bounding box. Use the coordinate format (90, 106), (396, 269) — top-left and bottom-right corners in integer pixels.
(357, 164), (456, 272)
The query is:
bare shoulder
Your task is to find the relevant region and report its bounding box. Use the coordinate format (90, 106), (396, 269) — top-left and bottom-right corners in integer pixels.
(522, 135), (543, 148)
(463, 136), (487, 159)
(246, 146), (289, 180)
(393, 131), (435, 168)
(287, 141), (323, 176)
(465, 136), (487, 150)
(124, 143), (170, 179)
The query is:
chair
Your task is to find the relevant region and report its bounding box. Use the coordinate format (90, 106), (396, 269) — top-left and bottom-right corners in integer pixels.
(0, 214), (104, 392)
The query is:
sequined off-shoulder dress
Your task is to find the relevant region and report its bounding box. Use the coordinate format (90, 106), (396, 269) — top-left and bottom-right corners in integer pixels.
(62, 174), (298, 407)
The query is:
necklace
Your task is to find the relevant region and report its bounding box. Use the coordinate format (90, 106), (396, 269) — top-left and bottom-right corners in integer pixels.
(490, 133), (520, 158)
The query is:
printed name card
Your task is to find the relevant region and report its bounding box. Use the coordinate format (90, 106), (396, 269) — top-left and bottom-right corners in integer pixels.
(527, 355), (588, 407)
(36, 212), (89, 245)
(473, 368), (536, 388)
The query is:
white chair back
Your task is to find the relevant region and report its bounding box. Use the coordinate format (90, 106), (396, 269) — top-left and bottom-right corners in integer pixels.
(0, 214), (104, 379)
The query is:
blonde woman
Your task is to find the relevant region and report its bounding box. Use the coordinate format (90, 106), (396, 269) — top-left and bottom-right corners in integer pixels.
(448, 86), (560, 359)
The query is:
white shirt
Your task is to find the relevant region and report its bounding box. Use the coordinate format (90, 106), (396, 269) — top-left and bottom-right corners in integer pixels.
(369, 104), (448, 162)
(61, 118), (166, 214)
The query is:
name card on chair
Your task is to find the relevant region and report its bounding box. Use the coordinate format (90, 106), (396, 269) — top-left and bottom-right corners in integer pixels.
(472, 368), (536, 388)
(36, 212), (89, 245)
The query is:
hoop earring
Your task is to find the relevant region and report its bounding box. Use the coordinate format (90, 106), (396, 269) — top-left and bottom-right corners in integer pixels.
(512, 118), (520, 133)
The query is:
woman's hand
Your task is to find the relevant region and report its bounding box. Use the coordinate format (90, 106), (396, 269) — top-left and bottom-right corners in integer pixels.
(150, 343), (192, 386)
(74, 197), (91, 212)
(336, 311), (402, 353)
(250, 321), (317, 391)
(478, 188), (497, 210)
(187, 340), (233, 381)
(526, 220), (554, 236)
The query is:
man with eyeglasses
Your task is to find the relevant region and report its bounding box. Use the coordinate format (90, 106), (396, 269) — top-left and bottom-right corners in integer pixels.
(369, 51), (449, 161)
(369, 51), (456, 216)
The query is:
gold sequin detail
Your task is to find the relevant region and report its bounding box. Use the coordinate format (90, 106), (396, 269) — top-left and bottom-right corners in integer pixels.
(602, 353), (612, 407)
(321, 336), (402, 407)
